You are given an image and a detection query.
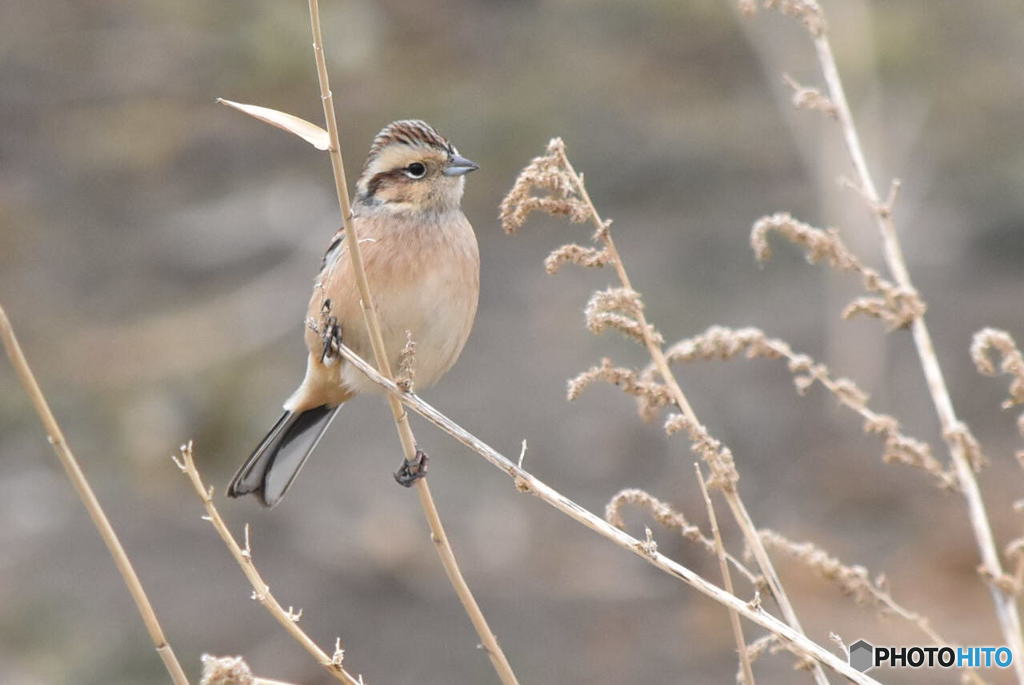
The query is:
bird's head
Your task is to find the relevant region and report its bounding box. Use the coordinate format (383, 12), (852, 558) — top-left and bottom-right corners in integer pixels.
(355, 120), (478, 213)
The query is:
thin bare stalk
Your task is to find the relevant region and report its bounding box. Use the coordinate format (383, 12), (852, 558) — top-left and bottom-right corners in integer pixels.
(175, 443), (360, 685)
(335, 340), (880, 684)
(305, 3), (518, 683)
(555, 148), (830, 685)
(696, 464), (755, 685)
(809, 28), (1024, 678)
(0, 305), (189, 685)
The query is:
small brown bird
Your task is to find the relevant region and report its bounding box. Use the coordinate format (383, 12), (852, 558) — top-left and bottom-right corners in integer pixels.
(228, 120), (480, 507)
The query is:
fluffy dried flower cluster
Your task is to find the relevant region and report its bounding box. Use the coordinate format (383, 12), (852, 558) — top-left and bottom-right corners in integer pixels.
(607, 488), (708, 542)
(783, 74), (836, 118)
(499, 138), (588, 234)
(663, 413), (740, 490)
(760, 531), (887, 609)
(972, 328), (1024, 409)
(942, 422), (986, 473)
(585, 287), (663, 345)
(648, 326), (955, 488)
(606, 488), (762, 587)
(396, 331), (417, 392)
(544, 243), (611, 274)
(741, 0), (826, 36)
(200, 655), (253, 685)
(567, 357), (672, 411)
(758, 531), (947, 645)
(751, 213), (925, 329)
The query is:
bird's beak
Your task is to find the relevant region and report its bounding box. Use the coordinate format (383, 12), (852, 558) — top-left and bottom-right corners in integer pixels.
(443, 154), (480, 176)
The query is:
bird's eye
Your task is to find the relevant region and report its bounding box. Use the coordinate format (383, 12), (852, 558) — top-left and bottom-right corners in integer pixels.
(405, 162), (427, 179)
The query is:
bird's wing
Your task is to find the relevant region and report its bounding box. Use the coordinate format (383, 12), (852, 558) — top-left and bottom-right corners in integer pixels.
(319, 228), (346, 272)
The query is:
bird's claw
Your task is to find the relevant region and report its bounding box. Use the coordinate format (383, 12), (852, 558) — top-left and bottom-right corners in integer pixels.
(394, 449), (429, 487)
(318, 300), (342, 362)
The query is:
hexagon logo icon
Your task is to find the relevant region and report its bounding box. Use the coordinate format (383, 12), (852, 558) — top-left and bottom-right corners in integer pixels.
(848, 639), (875, 672)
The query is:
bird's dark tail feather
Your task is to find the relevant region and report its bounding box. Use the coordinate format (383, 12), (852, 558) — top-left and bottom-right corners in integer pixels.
(227, 404), (341, 508)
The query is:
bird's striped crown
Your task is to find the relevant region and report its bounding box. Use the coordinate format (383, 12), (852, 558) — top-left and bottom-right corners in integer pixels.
(364, 120), (454, 168)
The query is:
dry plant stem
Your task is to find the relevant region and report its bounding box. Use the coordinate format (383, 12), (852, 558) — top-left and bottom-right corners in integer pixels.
(336, 342), (880, 685)
(810, 30), (1024, 674)
(0, 306), (189, 685)
(696, 465), (755, 685)
(556, 150), (830, 685)
(177, 444), (360, 685)
(306, 3), (518, 683)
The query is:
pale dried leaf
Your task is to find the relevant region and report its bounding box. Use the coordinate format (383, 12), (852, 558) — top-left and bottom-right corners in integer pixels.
(218, 98), (330, 151)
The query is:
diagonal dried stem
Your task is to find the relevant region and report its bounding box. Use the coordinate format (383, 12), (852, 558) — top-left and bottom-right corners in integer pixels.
(304, 2), (518, 683)
(819, 17), (1022, 677)
(335, 340), (882, 684)
(549, 144), (832, 685)
(697, 465), (756, 685)
(175, 442), (360, 684)
(0, 305), (189, 685)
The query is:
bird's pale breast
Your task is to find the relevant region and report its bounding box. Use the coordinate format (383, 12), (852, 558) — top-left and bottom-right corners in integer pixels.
(300, 209), (479, 402)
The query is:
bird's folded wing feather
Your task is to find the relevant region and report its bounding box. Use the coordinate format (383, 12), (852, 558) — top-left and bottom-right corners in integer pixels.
(319, 229), (346, 272)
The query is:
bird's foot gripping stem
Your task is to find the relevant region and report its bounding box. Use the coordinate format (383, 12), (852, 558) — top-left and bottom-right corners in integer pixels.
(318, 299), (342, 363)
(394, 449), (429, 487)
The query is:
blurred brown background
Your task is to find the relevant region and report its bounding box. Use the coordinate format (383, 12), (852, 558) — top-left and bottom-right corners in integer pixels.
(2, 1), (1023, 683)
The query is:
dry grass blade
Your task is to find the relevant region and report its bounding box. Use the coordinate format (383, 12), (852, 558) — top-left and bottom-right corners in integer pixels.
(174, 442), (361, 685)
(217, 99), (330, 151)
(0, 305), (189, 685)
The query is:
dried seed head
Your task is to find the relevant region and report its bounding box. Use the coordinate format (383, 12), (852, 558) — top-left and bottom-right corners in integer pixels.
(757, 530), (947, 644)
(649, 326), (953, 487)
(761, 0), (827, 36)
(200, 655), (253, 685)
(971, 328), (1024, 408)
(499, 138), (588, 233)
(662, 413), (739, 490)
(752, 213), (925, 328)
(943, 422), (986, 473)
(584, 287), (662, 345)
(567, 358), (673, 411)
(396, 331), (417, 392)
(783, 74), (837, 118)
(545, 243), (611, 274)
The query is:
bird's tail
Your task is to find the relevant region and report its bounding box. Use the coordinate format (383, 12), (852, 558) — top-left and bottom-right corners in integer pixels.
(227, 404), (342, 507)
